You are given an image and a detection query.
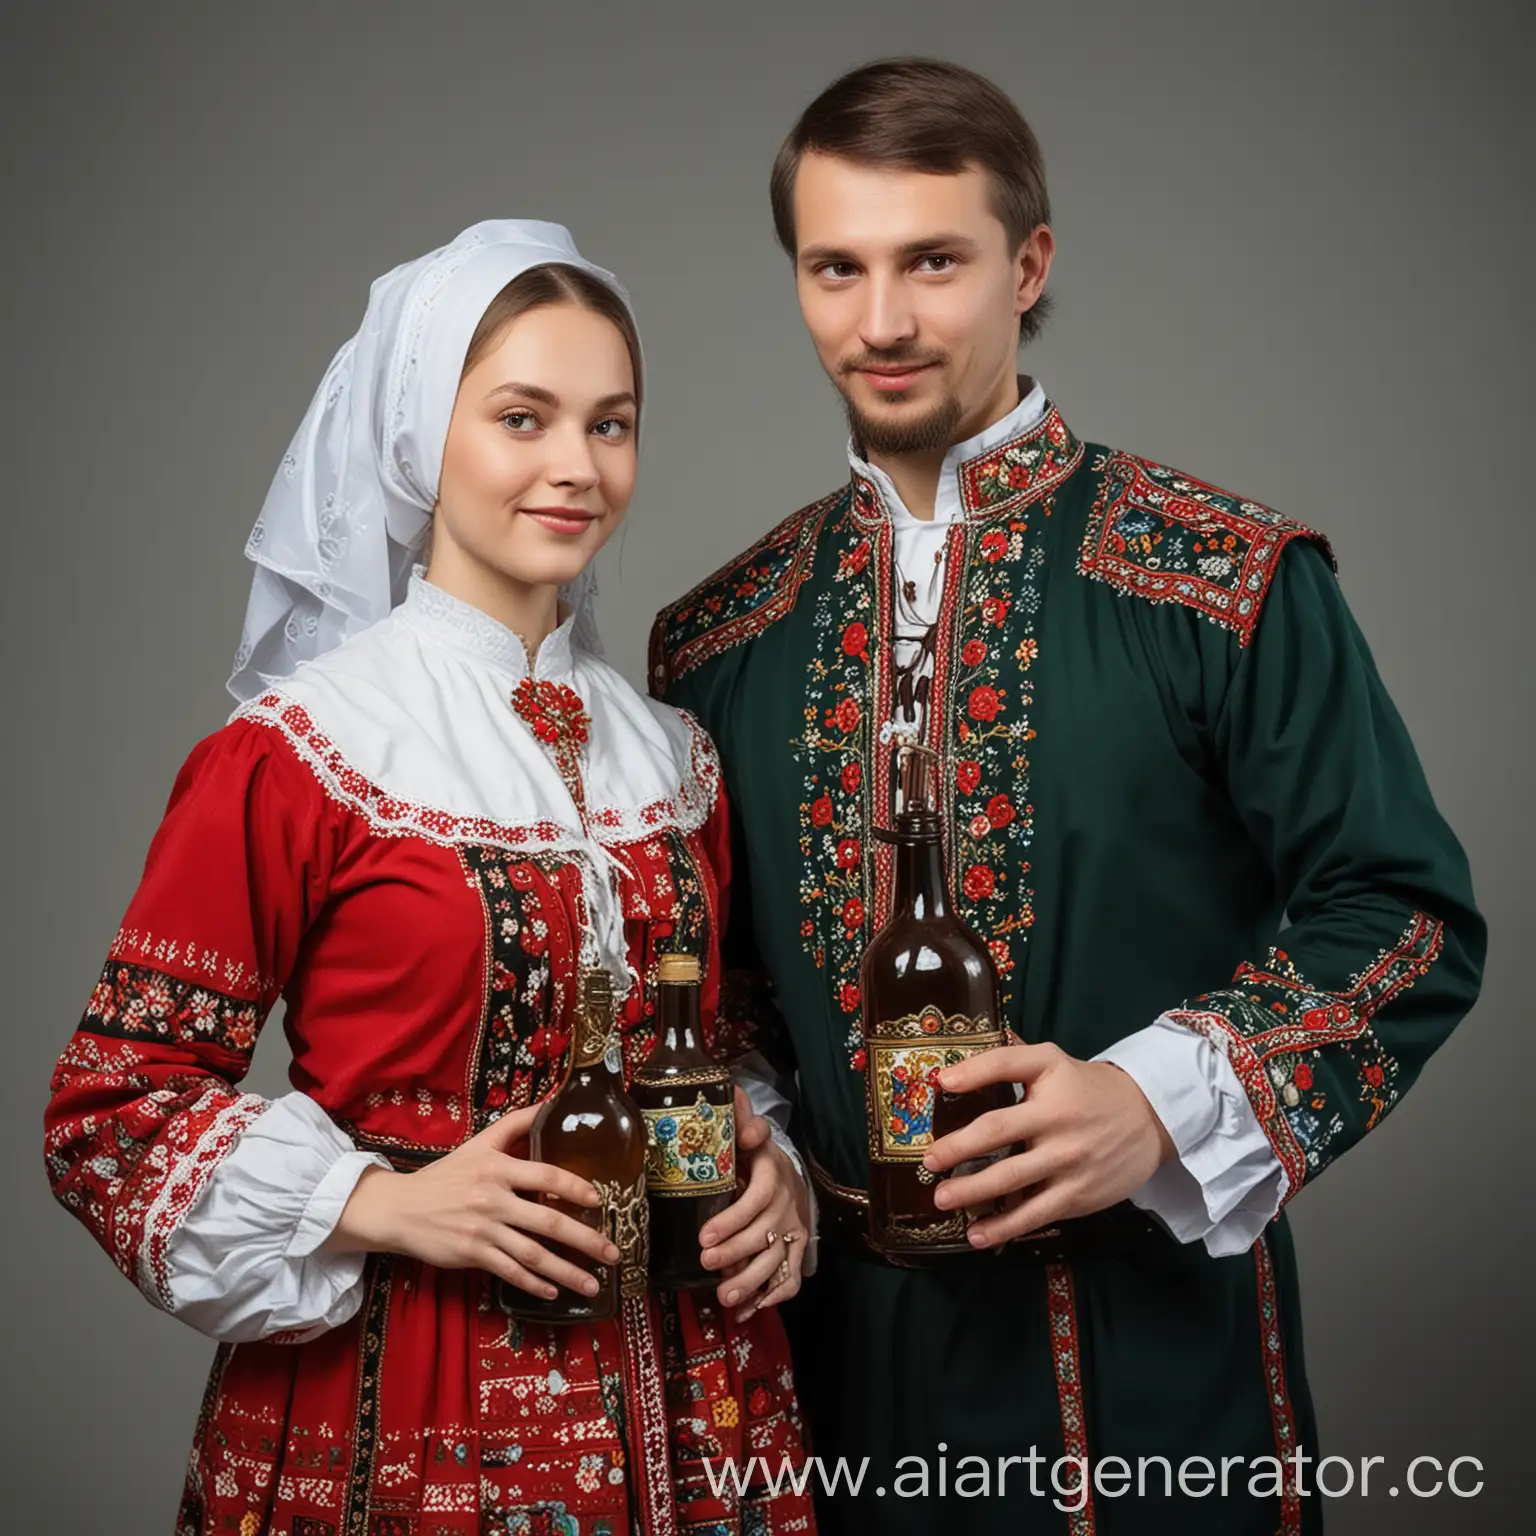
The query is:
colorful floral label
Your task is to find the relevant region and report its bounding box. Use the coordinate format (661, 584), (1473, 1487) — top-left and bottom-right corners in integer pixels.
(867, 1008), (1005, 1162)
(642, 1092), (735, 1196)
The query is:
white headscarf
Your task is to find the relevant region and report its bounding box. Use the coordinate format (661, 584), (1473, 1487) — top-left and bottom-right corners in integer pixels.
(228, 219), (631, 702)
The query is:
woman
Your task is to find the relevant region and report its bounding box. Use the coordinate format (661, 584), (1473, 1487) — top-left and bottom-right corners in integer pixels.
(44, 220), (815, 1536)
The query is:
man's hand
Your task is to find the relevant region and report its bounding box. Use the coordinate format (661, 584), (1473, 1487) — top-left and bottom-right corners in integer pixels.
(923, 1042), (1176, 1248)
(697, 1088), (811, 1321)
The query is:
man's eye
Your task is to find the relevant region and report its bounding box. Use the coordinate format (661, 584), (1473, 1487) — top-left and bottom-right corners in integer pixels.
(917, 255), (956, 273)
(820, 262), (859, 280)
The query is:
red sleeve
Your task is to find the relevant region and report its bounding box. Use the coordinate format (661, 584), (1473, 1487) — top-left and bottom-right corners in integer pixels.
(43, 719), (341, 1312)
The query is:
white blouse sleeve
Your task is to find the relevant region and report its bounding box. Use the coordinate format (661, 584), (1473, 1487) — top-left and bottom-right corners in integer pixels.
(162, 1091), (390, 1343)
(1095, 1017), (1288, 1258)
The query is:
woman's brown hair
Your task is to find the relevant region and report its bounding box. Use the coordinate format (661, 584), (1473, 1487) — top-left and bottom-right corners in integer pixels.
(461, 263), (643, 415)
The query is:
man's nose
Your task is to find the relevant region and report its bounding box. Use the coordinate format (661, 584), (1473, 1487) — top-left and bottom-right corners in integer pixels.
(858, 274), (918, 352)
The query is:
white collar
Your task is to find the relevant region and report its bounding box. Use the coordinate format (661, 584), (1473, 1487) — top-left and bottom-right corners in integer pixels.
(848, 376), (1049, 525)
(397, 571), (578, 686)
(235, 585), (718, 988)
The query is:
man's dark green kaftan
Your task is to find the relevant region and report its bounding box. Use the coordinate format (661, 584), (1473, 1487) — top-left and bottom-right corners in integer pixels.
(649, 401), (1484, 1535)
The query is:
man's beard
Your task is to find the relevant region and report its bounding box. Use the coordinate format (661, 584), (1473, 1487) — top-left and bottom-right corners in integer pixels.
(836, 349), (962, 457)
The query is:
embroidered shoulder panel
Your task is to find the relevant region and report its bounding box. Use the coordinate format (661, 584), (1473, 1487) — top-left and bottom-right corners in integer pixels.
(1077, 451), (1335, 646)
(649, 489), (843, 691)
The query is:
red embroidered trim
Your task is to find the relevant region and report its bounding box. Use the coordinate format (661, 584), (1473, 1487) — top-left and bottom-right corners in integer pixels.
(1254, 1238), (1303, 1536)
(586, 714), (720, 838)
(136, 1087), (269, 1311)
(249, 695), (571, 846)
(1046, 1263), (1096, 1536)
(1078, 452), (1332, 647)
(955, 402), (1085, 518)
(1166, 912), (1444, 1198)
(1227, 912), (1443, 1059)
(650, 490), (839, 690)
(110, 925), (272, 1001)
(939, 500), (1050, 1004)
(793, 506), (893, 1071)
(243, 697), (719, 851)
(342, 1256), (395, 1536)
(620, 1290), (678, 1536)
(867, 516), (898, 933)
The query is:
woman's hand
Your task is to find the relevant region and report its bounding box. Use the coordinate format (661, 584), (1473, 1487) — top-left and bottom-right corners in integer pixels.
(697, 1088), (811, 1322)
(327, 1104), (622, 1302)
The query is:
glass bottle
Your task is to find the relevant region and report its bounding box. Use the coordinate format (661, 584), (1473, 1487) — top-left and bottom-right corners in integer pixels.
(498, 967), (649, 1323)
(632, 952), (737, 1289)
(859, 744), (1018, 1257)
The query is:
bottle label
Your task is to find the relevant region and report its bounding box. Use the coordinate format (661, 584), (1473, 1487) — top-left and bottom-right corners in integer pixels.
(594, 1170), (650, 1301)
(642, 1093), (736, 1196)
(866, 1007), (1006, 1162)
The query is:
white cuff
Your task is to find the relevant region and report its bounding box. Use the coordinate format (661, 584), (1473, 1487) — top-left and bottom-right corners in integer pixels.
(731, 1051), (819, 1278)
(1096, 1017), (1289, 1259)
(163, 1091), (390, 1343)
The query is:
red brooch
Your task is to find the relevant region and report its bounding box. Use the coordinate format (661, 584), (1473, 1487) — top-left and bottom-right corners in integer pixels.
(511, 678), (591, 748)
(512, 677), (591, 819)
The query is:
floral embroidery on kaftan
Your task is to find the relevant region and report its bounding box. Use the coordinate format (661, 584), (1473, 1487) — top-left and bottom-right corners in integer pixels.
(649, 491), (840, 691)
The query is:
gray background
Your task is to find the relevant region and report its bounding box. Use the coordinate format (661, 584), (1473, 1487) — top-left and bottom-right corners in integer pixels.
(2, 1), (1529, 1530)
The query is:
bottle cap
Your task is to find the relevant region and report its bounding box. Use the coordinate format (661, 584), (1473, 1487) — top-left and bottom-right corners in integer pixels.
(897, 743), (939, 815)
(657, 953), (701, 985)
(568, 968), (617, 1066)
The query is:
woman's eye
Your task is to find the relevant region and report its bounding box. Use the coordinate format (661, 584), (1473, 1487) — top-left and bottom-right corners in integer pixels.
(593, 417), (632, 440)
(500, 410), (538, 433)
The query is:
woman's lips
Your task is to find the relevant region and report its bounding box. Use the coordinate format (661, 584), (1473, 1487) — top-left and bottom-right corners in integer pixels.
(520, 507), (599, 536)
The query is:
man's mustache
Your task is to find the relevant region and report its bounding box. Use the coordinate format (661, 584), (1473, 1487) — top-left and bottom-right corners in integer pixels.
(838, 347), (949, 375)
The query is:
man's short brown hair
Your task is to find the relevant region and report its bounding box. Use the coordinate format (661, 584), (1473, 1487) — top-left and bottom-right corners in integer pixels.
(770, 57), (1053, 344)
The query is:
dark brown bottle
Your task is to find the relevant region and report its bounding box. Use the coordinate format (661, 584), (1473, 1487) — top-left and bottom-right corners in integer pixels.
(498, 968), (649, 1323)
(632, 952), (737, 1289)
(860, 745), (1018, 1257)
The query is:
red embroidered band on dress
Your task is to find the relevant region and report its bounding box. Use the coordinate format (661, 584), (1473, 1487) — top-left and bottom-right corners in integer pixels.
(1046, 1262), (1096, 1536)
(1254, 1238), (1302, 1536)
(508, 673), (679, 1536)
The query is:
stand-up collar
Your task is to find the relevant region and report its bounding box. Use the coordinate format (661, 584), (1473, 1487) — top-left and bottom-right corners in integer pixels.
(849, 377), (1083, 526)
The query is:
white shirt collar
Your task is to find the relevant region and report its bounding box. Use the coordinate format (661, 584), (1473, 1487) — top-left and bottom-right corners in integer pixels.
(848, 376), (1049, 525)
(397, 569), (578, 686)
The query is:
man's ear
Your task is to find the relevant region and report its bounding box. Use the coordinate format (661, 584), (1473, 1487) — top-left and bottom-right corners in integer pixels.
(1015, 224), (1056, 316)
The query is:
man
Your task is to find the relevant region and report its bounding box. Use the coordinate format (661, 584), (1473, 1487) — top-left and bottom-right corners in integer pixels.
(650, 58), (1483, 1535)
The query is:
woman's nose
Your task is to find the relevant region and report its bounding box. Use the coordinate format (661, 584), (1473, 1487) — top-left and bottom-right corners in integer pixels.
(545, 428), (600, 491)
